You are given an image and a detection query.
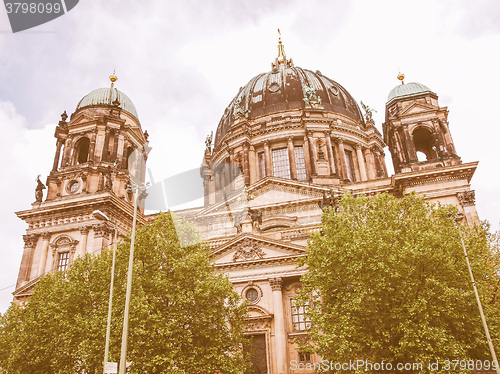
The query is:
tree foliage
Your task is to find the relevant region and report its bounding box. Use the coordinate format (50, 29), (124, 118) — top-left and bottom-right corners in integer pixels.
(298, 193), (500, 373)
(0, 213), (247, 374)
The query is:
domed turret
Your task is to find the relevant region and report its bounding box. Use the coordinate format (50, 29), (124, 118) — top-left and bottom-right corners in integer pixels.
(387, 82), (434, 104)
(383, 75), (460, 173)
(76, 87), (139, 119)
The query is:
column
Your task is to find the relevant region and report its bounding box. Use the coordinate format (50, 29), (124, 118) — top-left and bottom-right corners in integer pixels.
(88, 129), (98, 164)
(102, 128), (111, 162)
(364, 148), (376, 180)
(335, 138), (349, 181)
(307, 132), (317, 176)
(111, 130), (120, 163)
(303, 135), (312, 180)
(287, 136), (297, 180)
(17, 234), (39, 286)
(121, 138), (130, 168)
(249, 145), (257, 184)
(269, 277), (287, 374)
(356, 144), (368, 181)
(403, 127), (418, 162)
(117, 132), (125, 166)
(37, 232), (51, 277)
(243, 142), (250, 186)
(52, 138), (64, 172)
(61, 137), (73, 167)
(264, 141), (272, 177)
(324, 131), (336, 175)
(77, 226), (90, 258)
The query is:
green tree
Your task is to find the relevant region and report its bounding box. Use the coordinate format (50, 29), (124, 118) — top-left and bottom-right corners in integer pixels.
(0, 213), (248, 374)
(298, 193), (500, 373)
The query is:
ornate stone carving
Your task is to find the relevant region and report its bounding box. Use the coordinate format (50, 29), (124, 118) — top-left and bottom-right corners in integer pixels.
(23, 234), (39, 248)
(457, 190), (475, 207)
(93, 223), (111, 238)
(41, 232), (52, 240)
(233, 97), (248, 118)
(318, 189), (339, 211)
(269, 277), (283, 291)
(360, 101), (377, 122)
(245, 316), (272, 331)
(233, 238), (265, 261)
(303, 86), (322, 106)
(79, 226), (91, 235)
(35, 175), (46, 202)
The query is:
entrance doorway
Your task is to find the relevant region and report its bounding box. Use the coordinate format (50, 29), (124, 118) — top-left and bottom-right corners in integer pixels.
(244, 334), (268, 374)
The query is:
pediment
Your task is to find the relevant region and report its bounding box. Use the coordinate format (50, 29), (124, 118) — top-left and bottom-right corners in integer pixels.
(399, 101), (437, 116)
(213, 233), (306, 268)
(12, 276), (42, 300)
(69, 112), (96, 125)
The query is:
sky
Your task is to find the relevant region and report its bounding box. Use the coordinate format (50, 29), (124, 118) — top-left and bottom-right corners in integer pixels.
(1, 0), (500, 313)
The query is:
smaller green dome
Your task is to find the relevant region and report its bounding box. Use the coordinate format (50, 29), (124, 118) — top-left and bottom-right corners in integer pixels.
(387, 82), (434, 103)
(76, 87), (138, 119)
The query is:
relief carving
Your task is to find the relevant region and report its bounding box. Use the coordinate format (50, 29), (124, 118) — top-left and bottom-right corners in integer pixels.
(457, 190), (475, 207)
(233, 238), (265, 261)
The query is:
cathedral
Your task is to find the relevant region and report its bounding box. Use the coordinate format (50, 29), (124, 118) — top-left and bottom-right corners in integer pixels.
(13, 38), (478, 374)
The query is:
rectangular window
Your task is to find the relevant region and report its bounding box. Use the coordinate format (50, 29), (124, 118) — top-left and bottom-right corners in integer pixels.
(58, 252), (69, 271)
(344, 150), (355, 182)
(258, 152), (266, 179)
(272, 148), (290, 179)
(294, 146), (307, 181)
(291, 299), (310, 331)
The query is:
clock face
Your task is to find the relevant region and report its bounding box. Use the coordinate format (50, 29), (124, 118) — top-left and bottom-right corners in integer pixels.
(69, 180), (80, 193)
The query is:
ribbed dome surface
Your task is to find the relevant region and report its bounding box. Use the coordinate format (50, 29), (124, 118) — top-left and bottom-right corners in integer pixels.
(76, 87), (139, 119)
(215, 66), (363, 146)
(387, 82), (434, 102)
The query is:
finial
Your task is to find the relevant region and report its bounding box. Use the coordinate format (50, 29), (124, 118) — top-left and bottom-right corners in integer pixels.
(397, 72), (405, 85)
(109, 69), (117, 88)
(273, 28), (292, 69)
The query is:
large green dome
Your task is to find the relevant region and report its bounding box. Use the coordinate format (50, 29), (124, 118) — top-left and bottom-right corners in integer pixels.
(76, 87), (139, 119)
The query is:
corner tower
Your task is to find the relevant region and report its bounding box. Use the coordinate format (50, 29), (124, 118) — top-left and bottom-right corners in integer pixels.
(13, 74), (149, 303)
(383, 75), (461, 173)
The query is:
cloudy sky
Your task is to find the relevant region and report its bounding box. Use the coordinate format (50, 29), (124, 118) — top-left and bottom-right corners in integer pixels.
(1, 0), (499, 312)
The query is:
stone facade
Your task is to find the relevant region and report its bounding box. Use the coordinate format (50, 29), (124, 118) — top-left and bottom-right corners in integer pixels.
(13, 43), (478, 374)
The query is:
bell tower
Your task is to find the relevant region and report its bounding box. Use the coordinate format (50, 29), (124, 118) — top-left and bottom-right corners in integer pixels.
(14, 74), (149, 303)
(383, 74), (461, 174)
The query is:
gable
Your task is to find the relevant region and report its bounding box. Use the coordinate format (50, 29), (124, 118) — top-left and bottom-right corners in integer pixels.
(212, 233), (306, 268)
(399, 101), (437, 116)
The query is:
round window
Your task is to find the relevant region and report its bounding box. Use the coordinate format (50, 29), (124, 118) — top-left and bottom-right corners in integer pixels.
(245, 288), (259, 303)
(68, 180), (80, 193)
(268, 82), (280, 92)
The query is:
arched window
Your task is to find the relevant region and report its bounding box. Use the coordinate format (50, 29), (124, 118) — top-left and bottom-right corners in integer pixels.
(413, 127), (436, 161)
(124, 146), (134, 169)
(74, 137), (90, 165)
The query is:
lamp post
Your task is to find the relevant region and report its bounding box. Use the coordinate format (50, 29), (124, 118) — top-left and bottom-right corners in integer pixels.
(452, 212), (500, 374)
(118, 183), (148, 374)
(92, 210), (119, 374)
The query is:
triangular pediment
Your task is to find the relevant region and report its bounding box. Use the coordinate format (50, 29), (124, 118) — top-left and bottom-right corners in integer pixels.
(399, 101), (437, 116)
(212, 233), (306, 268)
(198, 177), (337, 216)
(12, 276), (42, 300)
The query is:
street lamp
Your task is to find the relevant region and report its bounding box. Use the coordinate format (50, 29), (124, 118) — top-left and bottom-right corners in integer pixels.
(451, 212), (500, 374)
(118, 182), (148, 374)
(92, 209), (119, 374)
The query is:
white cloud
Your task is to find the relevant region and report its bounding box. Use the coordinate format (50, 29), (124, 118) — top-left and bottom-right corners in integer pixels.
(0, 101), (54, 312)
